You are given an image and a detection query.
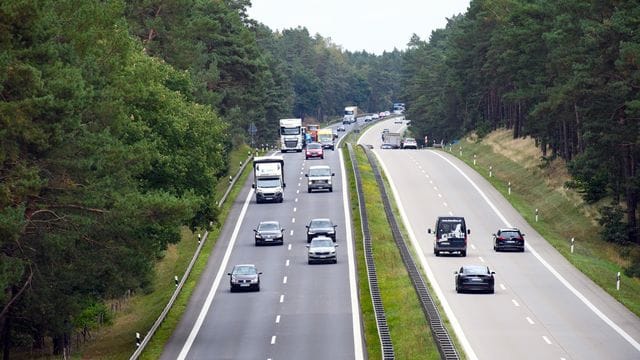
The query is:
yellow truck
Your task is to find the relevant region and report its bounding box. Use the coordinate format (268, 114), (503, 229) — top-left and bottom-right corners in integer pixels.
(317, 128), (335, 150)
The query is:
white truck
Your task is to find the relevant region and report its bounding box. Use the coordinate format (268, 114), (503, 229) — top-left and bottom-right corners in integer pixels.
(343, 106), (358, 124)
(383, 132), (402, 149)
(279, 118), (303, 152)
(252, 156), (285, 203)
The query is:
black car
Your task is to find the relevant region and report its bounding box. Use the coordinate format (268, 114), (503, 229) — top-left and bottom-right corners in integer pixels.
(493, 228), (525, 252)
(228, 264), (261, 292)
(306, 218), (337, 242)
(254, 221), (284, 246)
(455, 265), (495, 294)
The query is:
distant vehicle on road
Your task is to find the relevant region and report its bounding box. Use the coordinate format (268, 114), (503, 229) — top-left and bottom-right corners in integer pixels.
(254, 221), (284, 246)
(337, 125), (346, 132)
(372, 113), (379, 120)
(306, 165), (335, 193)
(306, 236), (338, 264)
(306, 218), (337, 242)
(382, 132), (402, 149)
(364, 115), (373, 122)
(305, 142), (324, 159)
(455, 265), (495, 293)
(318, 128), (335, 150)
(428, 216), (470, 256)
(402, 137), (418, 149)
(252, 156), (285, 203)
(493, 228), (525, 252)
(394, 117), (404, 124)
(228, 264), (262, 292)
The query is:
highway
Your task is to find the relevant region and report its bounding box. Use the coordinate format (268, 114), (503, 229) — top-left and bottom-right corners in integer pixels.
(359, 117), (640, 359)
(161, 123), (363, 360)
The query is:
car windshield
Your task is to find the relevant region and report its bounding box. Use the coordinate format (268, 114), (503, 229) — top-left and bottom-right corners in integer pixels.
(309, 168), (331, 176)
(462, 266), (488, 275)
(311, 239), (333, 247)
(500, 231), (520, 238)
(311, 219), (332, 228)
(280, 127), (300, 135)
(256, 179), (280, 188)
(307, 143), (321, 149)
(437, 220), (466, 238)
(234, 266), (257, 275)
(259, 222), (280, 231)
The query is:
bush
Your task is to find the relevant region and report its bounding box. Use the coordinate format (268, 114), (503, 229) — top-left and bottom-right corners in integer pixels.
(598, 203), (629, 244)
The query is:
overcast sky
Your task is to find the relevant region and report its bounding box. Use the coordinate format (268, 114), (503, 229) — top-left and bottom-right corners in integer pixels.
(247, 0), (471, 54)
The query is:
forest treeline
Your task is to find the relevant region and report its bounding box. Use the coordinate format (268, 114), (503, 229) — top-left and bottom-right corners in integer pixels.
(0, 0), (402, 357)
(402, 0), (640, 254)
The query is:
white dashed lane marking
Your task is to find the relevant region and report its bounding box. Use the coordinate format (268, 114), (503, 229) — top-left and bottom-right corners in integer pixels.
(500, 284), (506, 290)
(283, 276), (287, 284)
(291, 218), (295, 223)
(285, 259), (290, 267)
(512, 299), (520, 307)
(542, 336), (552, 345)
(271, 336), (276, 345)
(293, 207), (297, 212)
(289, 230), (294, 236)
(470, 244), (476, 250)
(526, 317), (535, 325)
(287, 244), (292, 251)
(279, 295), (285, 303)
(275, 315), (280, 324)
(478, 257), (485, 263)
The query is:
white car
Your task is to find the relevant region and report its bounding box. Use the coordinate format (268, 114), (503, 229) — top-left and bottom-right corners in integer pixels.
(372, 113), (380, 120)
(306, 236), (338, 264)
(402, 138), (418, 149)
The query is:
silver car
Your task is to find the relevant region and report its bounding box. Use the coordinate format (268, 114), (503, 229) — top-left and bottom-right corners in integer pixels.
(306, 236), (338, 264)
(228, 264), (262, 292)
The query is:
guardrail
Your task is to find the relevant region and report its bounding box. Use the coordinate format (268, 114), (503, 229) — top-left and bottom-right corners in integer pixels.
(361, 145), (460, 360)
(347, 143), (395, 359)
(129, 154), (252, 360)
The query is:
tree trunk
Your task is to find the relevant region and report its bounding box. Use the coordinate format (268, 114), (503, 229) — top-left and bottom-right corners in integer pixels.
(1, 309), (10, 360)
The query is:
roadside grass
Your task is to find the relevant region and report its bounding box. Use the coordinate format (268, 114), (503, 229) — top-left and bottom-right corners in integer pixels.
(347, 142), (440, 359)
(450, 130), (640, 316)
(79, 144), (253, 359)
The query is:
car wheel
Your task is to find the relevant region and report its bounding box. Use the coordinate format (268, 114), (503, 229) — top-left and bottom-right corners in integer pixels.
(520, 247), (525, 252)
(308, 188), (311, 193)
(329, 187), (333, 192)
(461, 250), (467, 257)
(321, 155), (324, 159)
(333, 259), (337, 264)
(306, 156), (309, 160)
(434, 249), (440, 256)
(488, 286), (494, 294)
(230, 286), (236, 293)
(493, 245), (497, 251)
(255, 241), (260, 246)
(455, 285), (461, 293)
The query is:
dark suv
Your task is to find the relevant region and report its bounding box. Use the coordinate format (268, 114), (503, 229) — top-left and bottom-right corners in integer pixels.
(493, 228), (525, 252)
(428, 216), (470, 256)
(306, 218), (337, 242)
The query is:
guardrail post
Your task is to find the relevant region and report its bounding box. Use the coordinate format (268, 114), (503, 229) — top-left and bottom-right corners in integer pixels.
(508, 181), (511, 195)
(535, 208), (539, 222)
(198, 233), (201, 244)
(135, 332), (141, 348)
(489, 165), (493, 178)
(616, 272), (621, 290)
(174, 275), (179, 287)
(473, 154), (476, 166)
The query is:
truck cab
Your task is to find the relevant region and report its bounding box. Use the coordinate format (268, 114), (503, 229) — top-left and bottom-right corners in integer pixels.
(279, 118), (303, 152)
(252, 156), (285, 203)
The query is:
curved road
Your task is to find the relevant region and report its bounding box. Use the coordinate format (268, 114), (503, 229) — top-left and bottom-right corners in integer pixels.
(161, 123), (363, 360)
(359, 118), (640, 359)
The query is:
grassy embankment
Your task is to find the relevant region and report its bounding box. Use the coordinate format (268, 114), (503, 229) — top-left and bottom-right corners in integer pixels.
(80, 144), (254, 359)
(451, 129), (640, 316)
(342, 134), (442, 359)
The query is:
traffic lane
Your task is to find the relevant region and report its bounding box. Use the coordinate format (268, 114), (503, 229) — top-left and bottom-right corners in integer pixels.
(373, 149), (561, 359)
(411, 150), (640, 359)
(160, 182), (256, 360)
(269, 241), (353, 360)
(382, 148), (629, 358)
(178, 151), (305, 359)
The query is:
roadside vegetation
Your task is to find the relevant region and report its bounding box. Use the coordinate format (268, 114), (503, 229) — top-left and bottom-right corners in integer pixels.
(86, 145), (253, 360)
(343, 136), (442, 359)
(449, 130), (640, 316)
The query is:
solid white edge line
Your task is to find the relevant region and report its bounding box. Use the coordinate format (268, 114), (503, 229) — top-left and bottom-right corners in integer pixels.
(372, 151), (479, 360)
(340, 150), (364, 360)
(430, 150), (640, 352)
(177, 189), (254, 360)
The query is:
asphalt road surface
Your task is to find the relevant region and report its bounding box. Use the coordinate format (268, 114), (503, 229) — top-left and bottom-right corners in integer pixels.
(161, 123), (363, 360)
(359, 117), (640, 360)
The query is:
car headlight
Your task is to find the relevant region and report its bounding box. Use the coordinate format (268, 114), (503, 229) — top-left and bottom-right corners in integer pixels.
(250, 278), (258, 283)
(230, 275), (237, 282)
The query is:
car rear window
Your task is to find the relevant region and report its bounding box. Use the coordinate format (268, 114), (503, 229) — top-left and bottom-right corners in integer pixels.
(463, 266), (488, 275)
(436, 219), (466, 238)
(500, 231), (520, 238)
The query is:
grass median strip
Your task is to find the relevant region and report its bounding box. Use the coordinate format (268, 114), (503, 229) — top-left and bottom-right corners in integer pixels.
(347, 143), (440, 359)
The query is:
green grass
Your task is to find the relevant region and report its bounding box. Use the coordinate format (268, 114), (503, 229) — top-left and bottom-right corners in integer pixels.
(344, 141), (441, 359)
(449, 137), (640, 317)
(77, 144), (253, 359)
